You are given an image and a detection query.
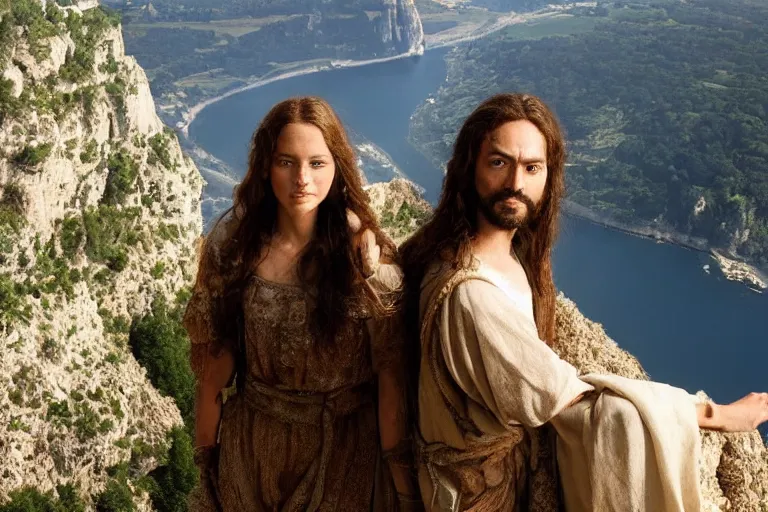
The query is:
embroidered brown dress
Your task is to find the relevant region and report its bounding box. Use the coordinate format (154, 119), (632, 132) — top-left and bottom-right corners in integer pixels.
(184, 220), (404, 511)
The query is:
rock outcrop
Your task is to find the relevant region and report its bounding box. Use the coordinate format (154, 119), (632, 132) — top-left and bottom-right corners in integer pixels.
(366, 178), (431, 244)
(382, 0), (425, 55)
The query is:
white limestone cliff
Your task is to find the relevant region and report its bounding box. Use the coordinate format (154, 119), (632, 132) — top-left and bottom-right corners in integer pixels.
(381, 0), (425, 55)
(0, 1), (203, 505)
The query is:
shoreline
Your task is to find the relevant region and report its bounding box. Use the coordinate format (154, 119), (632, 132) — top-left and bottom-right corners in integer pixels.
(563, 200), (767, 292)
(179, 47), (425, 137)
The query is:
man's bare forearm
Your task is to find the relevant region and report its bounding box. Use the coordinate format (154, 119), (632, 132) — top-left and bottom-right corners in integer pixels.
(696, 401), (721, 430)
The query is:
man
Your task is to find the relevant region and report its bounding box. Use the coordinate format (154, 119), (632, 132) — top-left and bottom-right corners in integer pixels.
(400, 93), (768, 511)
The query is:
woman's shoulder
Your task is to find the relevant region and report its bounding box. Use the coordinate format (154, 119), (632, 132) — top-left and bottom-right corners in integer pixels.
(202, 210), (240, 264)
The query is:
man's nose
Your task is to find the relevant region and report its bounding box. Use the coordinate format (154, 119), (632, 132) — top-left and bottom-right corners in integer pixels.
(504, 164), (525, 193)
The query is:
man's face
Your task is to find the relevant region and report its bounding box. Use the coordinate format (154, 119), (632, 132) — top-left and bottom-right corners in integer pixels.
(474, 120), (548, 230)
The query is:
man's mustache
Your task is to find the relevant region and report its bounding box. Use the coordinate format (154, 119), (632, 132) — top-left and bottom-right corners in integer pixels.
(488, 188), (536, 211)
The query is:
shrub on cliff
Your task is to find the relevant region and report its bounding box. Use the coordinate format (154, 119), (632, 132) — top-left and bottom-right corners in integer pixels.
(0, 273), (31, 330)
(60, 6), (121, 84)
(94, 477), (133, 512)
(129, 299), (195, 424)
(83, 205), (140, 272)
(13, 144), (52, 169)
(104, 150), (138, 206)
(0, 78), (19, 126)
(130, 300), (198, 510)
(144, 427), (198, 512)
(10, 0), (61, 61)
(0, 484), (86, 512)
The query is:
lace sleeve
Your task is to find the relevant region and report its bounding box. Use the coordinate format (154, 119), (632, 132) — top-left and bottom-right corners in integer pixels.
(183, 282), (221, 381)
(183, 215), (237, 381)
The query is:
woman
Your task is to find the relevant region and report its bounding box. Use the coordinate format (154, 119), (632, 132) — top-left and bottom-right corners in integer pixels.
(183, 97), (419, 511)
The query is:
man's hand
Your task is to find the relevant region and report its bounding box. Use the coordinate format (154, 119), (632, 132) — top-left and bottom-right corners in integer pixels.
(347, 210), (380, 278)
(699, 392), (768, 432)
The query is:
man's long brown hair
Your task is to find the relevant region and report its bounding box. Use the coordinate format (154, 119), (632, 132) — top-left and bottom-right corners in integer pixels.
(401, 92), (566, 361)
(193, 97), (395, 365)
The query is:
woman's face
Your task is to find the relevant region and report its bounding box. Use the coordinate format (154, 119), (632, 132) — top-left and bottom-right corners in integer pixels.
(269, 122), (337, 220)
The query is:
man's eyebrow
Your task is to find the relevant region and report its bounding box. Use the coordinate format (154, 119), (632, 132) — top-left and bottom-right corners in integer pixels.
(274, 153), (331, 159)
(487, 145), (545, 164)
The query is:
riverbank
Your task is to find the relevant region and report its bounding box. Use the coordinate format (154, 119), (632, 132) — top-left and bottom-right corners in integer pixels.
(710, 250), (768, 292)
(179, 47), (424, 137)
(563, 200), (767, 292)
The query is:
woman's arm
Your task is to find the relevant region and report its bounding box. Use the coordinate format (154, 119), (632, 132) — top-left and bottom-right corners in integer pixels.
(378, 367), (421, 509)
(194, 347), (236, 448)
(188, 348), (235, 511)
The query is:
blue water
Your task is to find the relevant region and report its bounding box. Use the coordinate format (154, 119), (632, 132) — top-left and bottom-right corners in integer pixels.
(555, 215), (767, 409)
(189, 48), (768, 424)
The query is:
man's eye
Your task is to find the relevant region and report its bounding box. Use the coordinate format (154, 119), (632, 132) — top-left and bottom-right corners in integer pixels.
(491, 159), (505, 167)
(527, 164), (540, 173)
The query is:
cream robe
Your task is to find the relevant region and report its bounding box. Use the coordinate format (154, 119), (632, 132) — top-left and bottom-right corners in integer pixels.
(416, 260), (702, 511)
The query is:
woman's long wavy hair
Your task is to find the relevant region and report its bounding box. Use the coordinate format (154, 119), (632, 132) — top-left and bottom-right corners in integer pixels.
(400, 93), (566, 407)
(194, 97), (396, 372)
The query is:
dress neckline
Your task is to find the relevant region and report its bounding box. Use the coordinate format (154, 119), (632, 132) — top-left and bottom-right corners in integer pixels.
(249, 273), (305, 293)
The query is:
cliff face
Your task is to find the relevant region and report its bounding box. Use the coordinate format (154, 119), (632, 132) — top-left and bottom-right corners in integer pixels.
(230, 1), (424, 60)
(0, 0), (202, 505)
(382, 0), (425, 55)
(367, 180), (768, 512)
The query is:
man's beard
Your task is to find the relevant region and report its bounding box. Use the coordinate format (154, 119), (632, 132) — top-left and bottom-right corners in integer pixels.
(478, 187), (538, 230)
